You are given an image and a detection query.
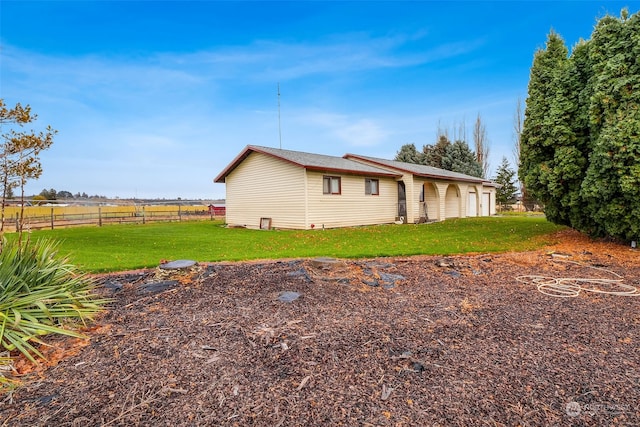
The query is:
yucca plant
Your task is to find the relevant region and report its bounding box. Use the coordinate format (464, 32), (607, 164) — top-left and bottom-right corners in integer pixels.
(0, 237), (109, 367)
(0, 351), (18, 393)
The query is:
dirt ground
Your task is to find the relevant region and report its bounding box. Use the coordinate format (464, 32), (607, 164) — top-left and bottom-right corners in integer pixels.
(1, 229), (639, 426)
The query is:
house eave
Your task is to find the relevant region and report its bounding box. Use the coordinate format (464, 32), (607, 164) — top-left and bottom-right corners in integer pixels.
(304, 165), (400, 178)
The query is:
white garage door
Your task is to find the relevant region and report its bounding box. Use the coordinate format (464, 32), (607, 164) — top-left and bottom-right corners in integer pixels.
(467, 192), (477, 217)
(482, 193), (490, 216)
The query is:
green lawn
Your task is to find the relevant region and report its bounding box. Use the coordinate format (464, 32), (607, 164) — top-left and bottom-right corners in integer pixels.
(10, 216), (565, 273)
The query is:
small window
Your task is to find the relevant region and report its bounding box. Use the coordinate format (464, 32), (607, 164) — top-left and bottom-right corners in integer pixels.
(260, 217), (272, 230)
(323, 176), (341, 195)
(365, 178), (379, 195)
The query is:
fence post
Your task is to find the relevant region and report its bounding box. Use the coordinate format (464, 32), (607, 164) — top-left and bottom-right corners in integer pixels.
(50, 208), (54, 230)
(142, 206), (146, 224)
(178, 205), (182, 222)
(98, 206), (102, 227)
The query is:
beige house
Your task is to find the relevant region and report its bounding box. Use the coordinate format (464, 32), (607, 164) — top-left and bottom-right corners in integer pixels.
(344, 154), (498, 223)
(214, 145), (497, 230)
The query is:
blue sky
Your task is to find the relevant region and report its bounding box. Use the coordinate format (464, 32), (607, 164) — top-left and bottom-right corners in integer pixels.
(1, 1), (637, 199)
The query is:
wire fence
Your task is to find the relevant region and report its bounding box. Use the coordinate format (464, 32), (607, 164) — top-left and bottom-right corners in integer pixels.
(1, 203), (225, 232)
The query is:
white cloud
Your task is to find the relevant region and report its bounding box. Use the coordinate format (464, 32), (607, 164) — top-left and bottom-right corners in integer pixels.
(151, 31), (485, 82)
(335, 119), (388, 147)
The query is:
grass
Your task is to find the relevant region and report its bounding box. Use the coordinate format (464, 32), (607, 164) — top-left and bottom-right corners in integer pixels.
(6, 216), (565, 273)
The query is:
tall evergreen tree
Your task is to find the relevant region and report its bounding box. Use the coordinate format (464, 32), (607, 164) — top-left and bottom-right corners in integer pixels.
(441, 140), (483, 178)
(542, 39), (593, 229)
(396, 133), (483, 178)
(520, 9), (640, 241)
(512, 97), (538, 211)
(394, 143), (424, 164)
(493, 157), (518, 210)
(520, 32), (571, 224)
(581, 11), (640, 240)
(422, 135), (450, 169)
(560, 40), (595, 232)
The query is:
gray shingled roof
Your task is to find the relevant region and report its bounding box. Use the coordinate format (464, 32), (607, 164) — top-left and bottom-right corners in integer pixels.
(344, 153), (487, 183)
(215, 145), (496, 184)
(214, 145), (401, 183)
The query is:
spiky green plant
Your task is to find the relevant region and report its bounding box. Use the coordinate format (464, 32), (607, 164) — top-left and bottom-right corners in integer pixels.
(0, 351), (18, 394)
(0, 238), (108, 366)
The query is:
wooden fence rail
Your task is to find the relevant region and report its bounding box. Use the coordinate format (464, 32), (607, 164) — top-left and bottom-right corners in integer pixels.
(2, 205), (224, 232)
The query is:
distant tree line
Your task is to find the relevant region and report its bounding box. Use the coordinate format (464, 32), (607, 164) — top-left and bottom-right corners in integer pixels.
(33, 189), (106, 201)
(520, 9), (640, 241)
(394, 115), (520, 208)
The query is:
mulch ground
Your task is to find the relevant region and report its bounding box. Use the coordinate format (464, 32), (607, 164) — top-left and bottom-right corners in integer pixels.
(1, 229), (640, 426)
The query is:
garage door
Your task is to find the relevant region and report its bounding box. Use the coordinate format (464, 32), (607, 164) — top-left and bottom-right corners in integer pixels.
(482, 193), (490, 216)
(467, 192), (477, 217)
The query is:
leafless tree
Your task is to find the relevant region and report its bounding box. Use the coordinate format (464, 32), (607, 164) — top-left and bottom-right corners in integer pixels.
(473, 113), (490, 178)
(435, 120), (449, 141)
(512, 97), (524, 168)
(512, 97), (533, 210)
(436, 118), (467, 144)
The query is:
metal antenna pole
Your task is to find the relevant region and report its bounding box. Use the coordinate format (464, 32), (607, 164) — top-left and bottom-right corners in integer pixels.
(278, 83), (282, 149)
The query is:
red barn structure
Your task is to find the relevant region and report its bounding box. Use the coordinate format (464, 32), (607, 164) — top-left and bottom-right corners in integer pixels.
(208, 204), (226, 216)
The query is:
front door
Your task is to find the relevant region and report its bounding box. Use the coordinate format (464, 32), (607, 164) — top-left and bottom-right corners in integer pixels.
(397, 181), (407, 223)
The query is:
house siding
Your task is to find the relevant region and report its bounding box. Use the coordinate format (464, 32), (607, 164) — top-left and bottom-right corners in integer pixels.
(342, 156), (493, 221)
(410, 179), (427, 223)
(486, 188), (497, 215)
(423, 182), (439, 221)
(444, 184), (461, 219)
(225, 152), (306, 229)
(306, 171), (397, 229)
(340, 159), (496, 223)
(218, 146), (499, 230)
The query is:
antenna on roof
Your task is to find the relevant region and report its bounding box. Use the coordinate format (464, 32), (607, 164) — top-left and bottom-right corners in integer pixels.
(277, 82), (282, 149)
